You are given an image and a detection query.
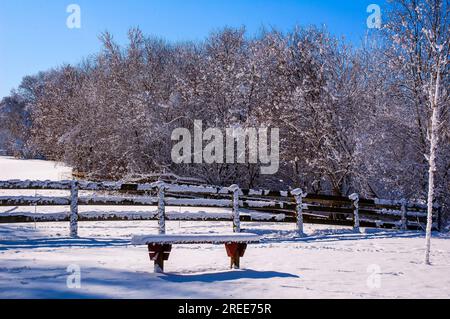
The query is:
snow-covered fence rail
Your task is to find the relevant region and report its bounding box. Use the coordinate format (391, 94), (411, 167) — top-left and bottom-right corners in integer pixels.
(0, 180), (442, 232)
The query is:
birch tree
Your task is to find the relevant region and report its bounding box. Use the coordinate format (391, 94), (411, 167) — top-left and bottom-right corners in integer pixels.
(385, 0), (449, 264)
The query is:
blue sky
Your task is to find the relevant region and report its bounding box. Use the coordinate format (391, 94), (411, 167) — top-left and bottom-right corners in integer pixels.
(0, 0), (385, 99)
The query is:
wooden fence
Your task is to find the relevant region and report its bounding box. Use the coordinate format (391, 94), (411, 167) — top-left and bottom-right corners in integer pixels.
(0, 179), (442, 238)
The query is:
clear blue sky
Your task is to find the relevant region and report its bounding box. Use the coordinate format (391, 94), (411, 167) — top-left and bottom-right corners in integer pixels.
(0, 0), (385, 99)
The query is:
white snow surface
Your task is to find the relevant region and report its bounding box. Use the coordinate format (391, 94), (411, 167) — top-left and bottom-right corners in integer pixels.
(1, 221), (450, 299)
(0, 156), (72, 180)
(0, 156), (449, 299)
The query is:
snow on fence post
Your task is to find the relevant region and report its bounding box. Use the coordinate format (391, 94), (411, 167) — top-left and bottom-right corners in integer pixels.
(349, 193), (360, 232)
(70, 180), (79, 238)
(229, 184), (241, 233)
(153, 181), (167, 235)
(291, 188), (307, 237)
(400, 199), (408, 230)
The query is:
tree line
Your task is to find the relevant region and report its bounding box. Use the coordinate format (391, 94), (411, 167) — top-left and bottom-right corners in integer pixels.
(0, 0), (448, 225)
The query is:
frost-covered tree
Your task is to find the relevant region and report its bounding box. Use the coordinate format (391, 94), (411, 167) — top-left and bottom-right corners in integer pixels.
(2, 7), (447, 235)
(385, 0), (449, 263)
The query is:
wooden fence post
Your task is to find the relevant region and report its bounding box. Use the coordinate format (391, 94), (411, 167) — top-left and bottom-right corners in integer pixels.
(229, 184), (241, 233)
(349, 193), (360, 232)
(400, 199), (408, 230)
(291, 188), (307, 237)
(70, 180), (79, 238)
(153, 181), (167, 235)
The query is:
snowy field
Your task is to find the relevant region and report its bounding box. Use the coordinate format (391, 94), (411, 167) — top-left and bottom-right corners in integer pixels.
(0, 156), (449, 299)
(0, 156), (72, 180)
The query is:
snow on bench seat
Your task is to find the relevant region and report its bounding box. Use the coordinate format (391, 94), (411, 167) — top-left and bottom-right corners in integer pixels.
(131, 233), (260, 245)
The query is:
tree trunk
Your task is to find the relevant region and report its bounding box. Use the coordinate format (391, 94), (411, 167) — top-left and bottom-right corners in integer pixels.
(425, 66), (441, 265)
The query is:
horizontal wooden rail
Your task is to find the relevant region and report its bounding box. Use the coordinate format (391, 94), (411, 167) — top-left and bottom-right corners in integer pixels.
(0, 195), (429, 218)
(0, 179), (432, 208)
(0, 210), (435, 231)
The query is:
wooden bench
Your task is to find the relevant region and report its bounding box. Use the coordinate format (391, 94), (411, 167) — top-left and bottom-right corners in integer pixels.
(131, 233), (260, 273)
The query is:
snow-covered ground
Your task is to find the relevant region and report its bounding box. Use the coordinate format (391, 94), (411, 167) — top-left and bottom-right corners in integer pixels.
(0, 156), (449, 299)
(0, 156), (72, 180)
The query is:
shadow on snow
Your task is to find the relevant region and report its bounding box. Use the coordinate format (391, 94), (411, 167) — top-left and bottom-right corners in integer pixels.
(159, 269), (300, 283)
(243, 226), (432, 244)
(0, 237), (129, 251)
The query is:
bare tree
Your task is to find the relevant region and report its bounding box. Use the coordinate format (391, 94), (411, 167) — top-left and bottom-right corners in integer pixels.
(385, 0), (449, 263)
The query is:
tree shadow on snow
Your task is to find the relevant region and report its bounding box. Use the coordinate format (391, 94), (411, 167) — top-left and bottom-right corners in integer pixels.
(243, 227), (430, 244)
(160, 269), (299, 283)
(300, 228), (433, 243)
(0, 237), (130, 251)
(0, 261), (240, 299)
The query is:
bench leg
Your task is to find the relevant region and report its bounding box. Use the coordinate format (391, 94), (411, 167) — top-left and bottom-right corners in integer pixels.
(154, 252), (165, 273)
(148, 244), (172, 273)
(231, 255), (240, 269)
(225, 243), (247, 269)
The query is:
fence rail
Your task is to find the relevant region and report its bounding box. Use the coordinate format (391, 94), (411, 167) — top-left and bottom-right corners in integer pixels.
(0, 179), (441, 237)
